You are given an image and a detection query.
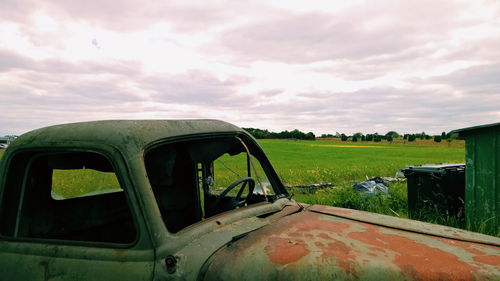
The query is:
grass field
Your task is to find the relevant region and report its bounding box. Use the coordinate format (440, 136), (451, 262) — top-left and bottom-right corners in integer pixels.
(259, 139), (465, 186)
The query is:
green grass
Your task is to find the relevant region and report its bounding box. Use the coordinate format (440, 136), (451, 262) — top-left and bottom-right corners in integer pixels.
(259, 140), (464, 184)
(51, 169), (121, 199)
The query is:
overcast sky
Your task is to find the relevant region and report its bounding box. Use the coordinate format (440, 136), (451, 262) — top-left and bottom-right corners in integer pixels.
(1, 0), (499, 136)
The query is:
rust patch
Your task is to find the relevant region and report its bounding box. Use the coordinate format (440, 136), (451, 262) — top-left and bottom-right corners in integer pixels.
(370, 247), (386, 253)
(263, 212), (354, 268)
(290, 212), (351, 234)
(265, 237), (309, 266)
(436, 237), (500, 267)
(473, 255), (500, 266)
(349, 224), (480, 280)
(319, 240), (355, 272)
(437, 237), (500, 252)
(440, 239), (486, 256)
(255, 211), (350, 240)
(317, 233), (334, 240)
(264, 212), (360, 272)
(464, 247), (485, 256)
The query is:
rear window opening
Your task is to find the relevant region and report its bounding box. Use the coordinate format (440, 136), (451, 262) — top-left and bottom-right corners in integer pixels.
(0, 151), (137, 245)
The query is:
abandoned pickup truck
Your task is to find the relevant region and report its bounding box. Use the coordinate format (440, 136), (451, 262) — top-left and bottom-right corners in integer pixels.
(0, 120), (498, 281)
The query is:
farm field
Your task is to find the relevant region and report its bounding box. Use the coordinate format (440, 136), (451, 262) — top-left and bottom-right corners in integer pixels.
(259, 139), (465, 186)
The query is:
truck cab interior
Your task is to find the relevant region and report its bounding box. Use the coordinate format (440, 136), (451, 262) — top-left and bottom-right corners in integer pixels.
(145, 135), (281, 233)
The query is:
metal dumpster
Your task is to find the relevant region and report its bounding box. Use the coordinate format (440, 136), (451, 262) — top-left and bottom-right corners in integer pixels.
(453, 122), (500, 235)
(402, 164), (465, 219)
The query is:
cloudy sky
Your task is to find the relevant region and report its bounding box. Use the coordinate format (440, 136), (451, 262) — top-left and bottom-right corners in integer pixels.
(1, 0), (499, 136)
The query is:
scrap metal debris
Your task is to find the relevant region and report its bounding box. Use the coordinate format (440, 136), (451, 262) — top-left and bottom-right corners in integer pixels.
(353, 177), (389, 197)
(285, 182), (334, 193)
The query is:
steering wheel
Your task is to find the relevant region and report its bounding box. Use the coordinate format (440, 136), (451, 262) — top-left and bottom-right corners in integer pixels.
(209, 177), (255, 214)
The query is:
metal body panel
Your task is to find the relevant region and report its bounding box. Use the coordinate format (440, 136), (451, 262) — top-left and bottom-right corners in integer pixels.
(6, 119), (244, 153)
(0, 240), (154, 281)
(309, 205), (499, 245)
(155, 202), (301, 280)
(202, 206), (500, 281)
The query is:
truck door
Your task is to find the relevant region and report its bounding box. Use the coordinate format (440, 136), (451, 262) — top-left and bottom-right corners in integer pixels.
(0, 150), (155, 280)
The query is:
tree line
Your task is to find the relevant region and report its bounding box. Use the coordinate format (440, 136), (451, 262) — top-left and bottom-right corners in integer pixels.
(321, 131), (458, 143)
(244, 127), (458, 143)
(243, 128), (316, 140)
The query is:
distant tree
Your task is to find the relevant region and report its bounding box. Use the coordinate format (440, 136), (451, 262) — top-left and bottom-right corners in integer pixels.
(276, 130), (287, 139)
(403, 134), (409, 140)
(441, 131), (446, 139)
(306, 132), (316, 140)
(361, 135), (366, 141)
(385, 131), (400, 138)
(434, 135), (442, 142)
(419, 132), (426, 140)
(243, 128), (272, 139)
(352, 135), (358, 142)
(425, 135), (432, 140)
(341, 134), (348, 141)
(387, 135), (393, 143)
(408, 134), (416, 142)
(353, 132), (364, 138)
(366, 134), (373, 141)
(290, 129), (301, 139)
(374, 135), (382, 142)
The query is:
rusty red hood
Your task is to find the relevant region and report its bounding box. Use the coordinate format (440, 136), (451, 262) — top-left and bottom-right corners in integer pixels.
(200, 205), (500, 281)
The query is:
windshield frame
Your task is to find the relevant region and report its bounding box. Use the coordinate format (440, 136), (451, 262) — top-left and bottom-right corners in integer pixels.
(142, 132), (289, 233)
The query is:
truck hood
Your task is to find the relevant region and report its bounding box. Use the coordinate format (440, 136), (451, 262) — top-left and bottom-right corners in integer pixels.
(200, 205), (500, 281)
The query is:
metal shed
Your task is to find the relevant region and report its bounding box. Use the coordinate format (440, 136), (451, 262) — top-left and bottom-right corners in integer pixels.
(453, 122), (500, 235)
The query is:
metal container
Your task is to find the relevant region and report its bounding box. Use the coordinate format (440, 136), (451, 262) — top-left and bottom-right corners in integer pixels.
(402, 163), (465, 219)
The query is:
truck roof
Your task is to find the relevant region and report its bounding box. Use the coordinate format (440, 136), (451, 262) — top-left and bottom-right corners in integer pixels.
(9, 119), (245, 150)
